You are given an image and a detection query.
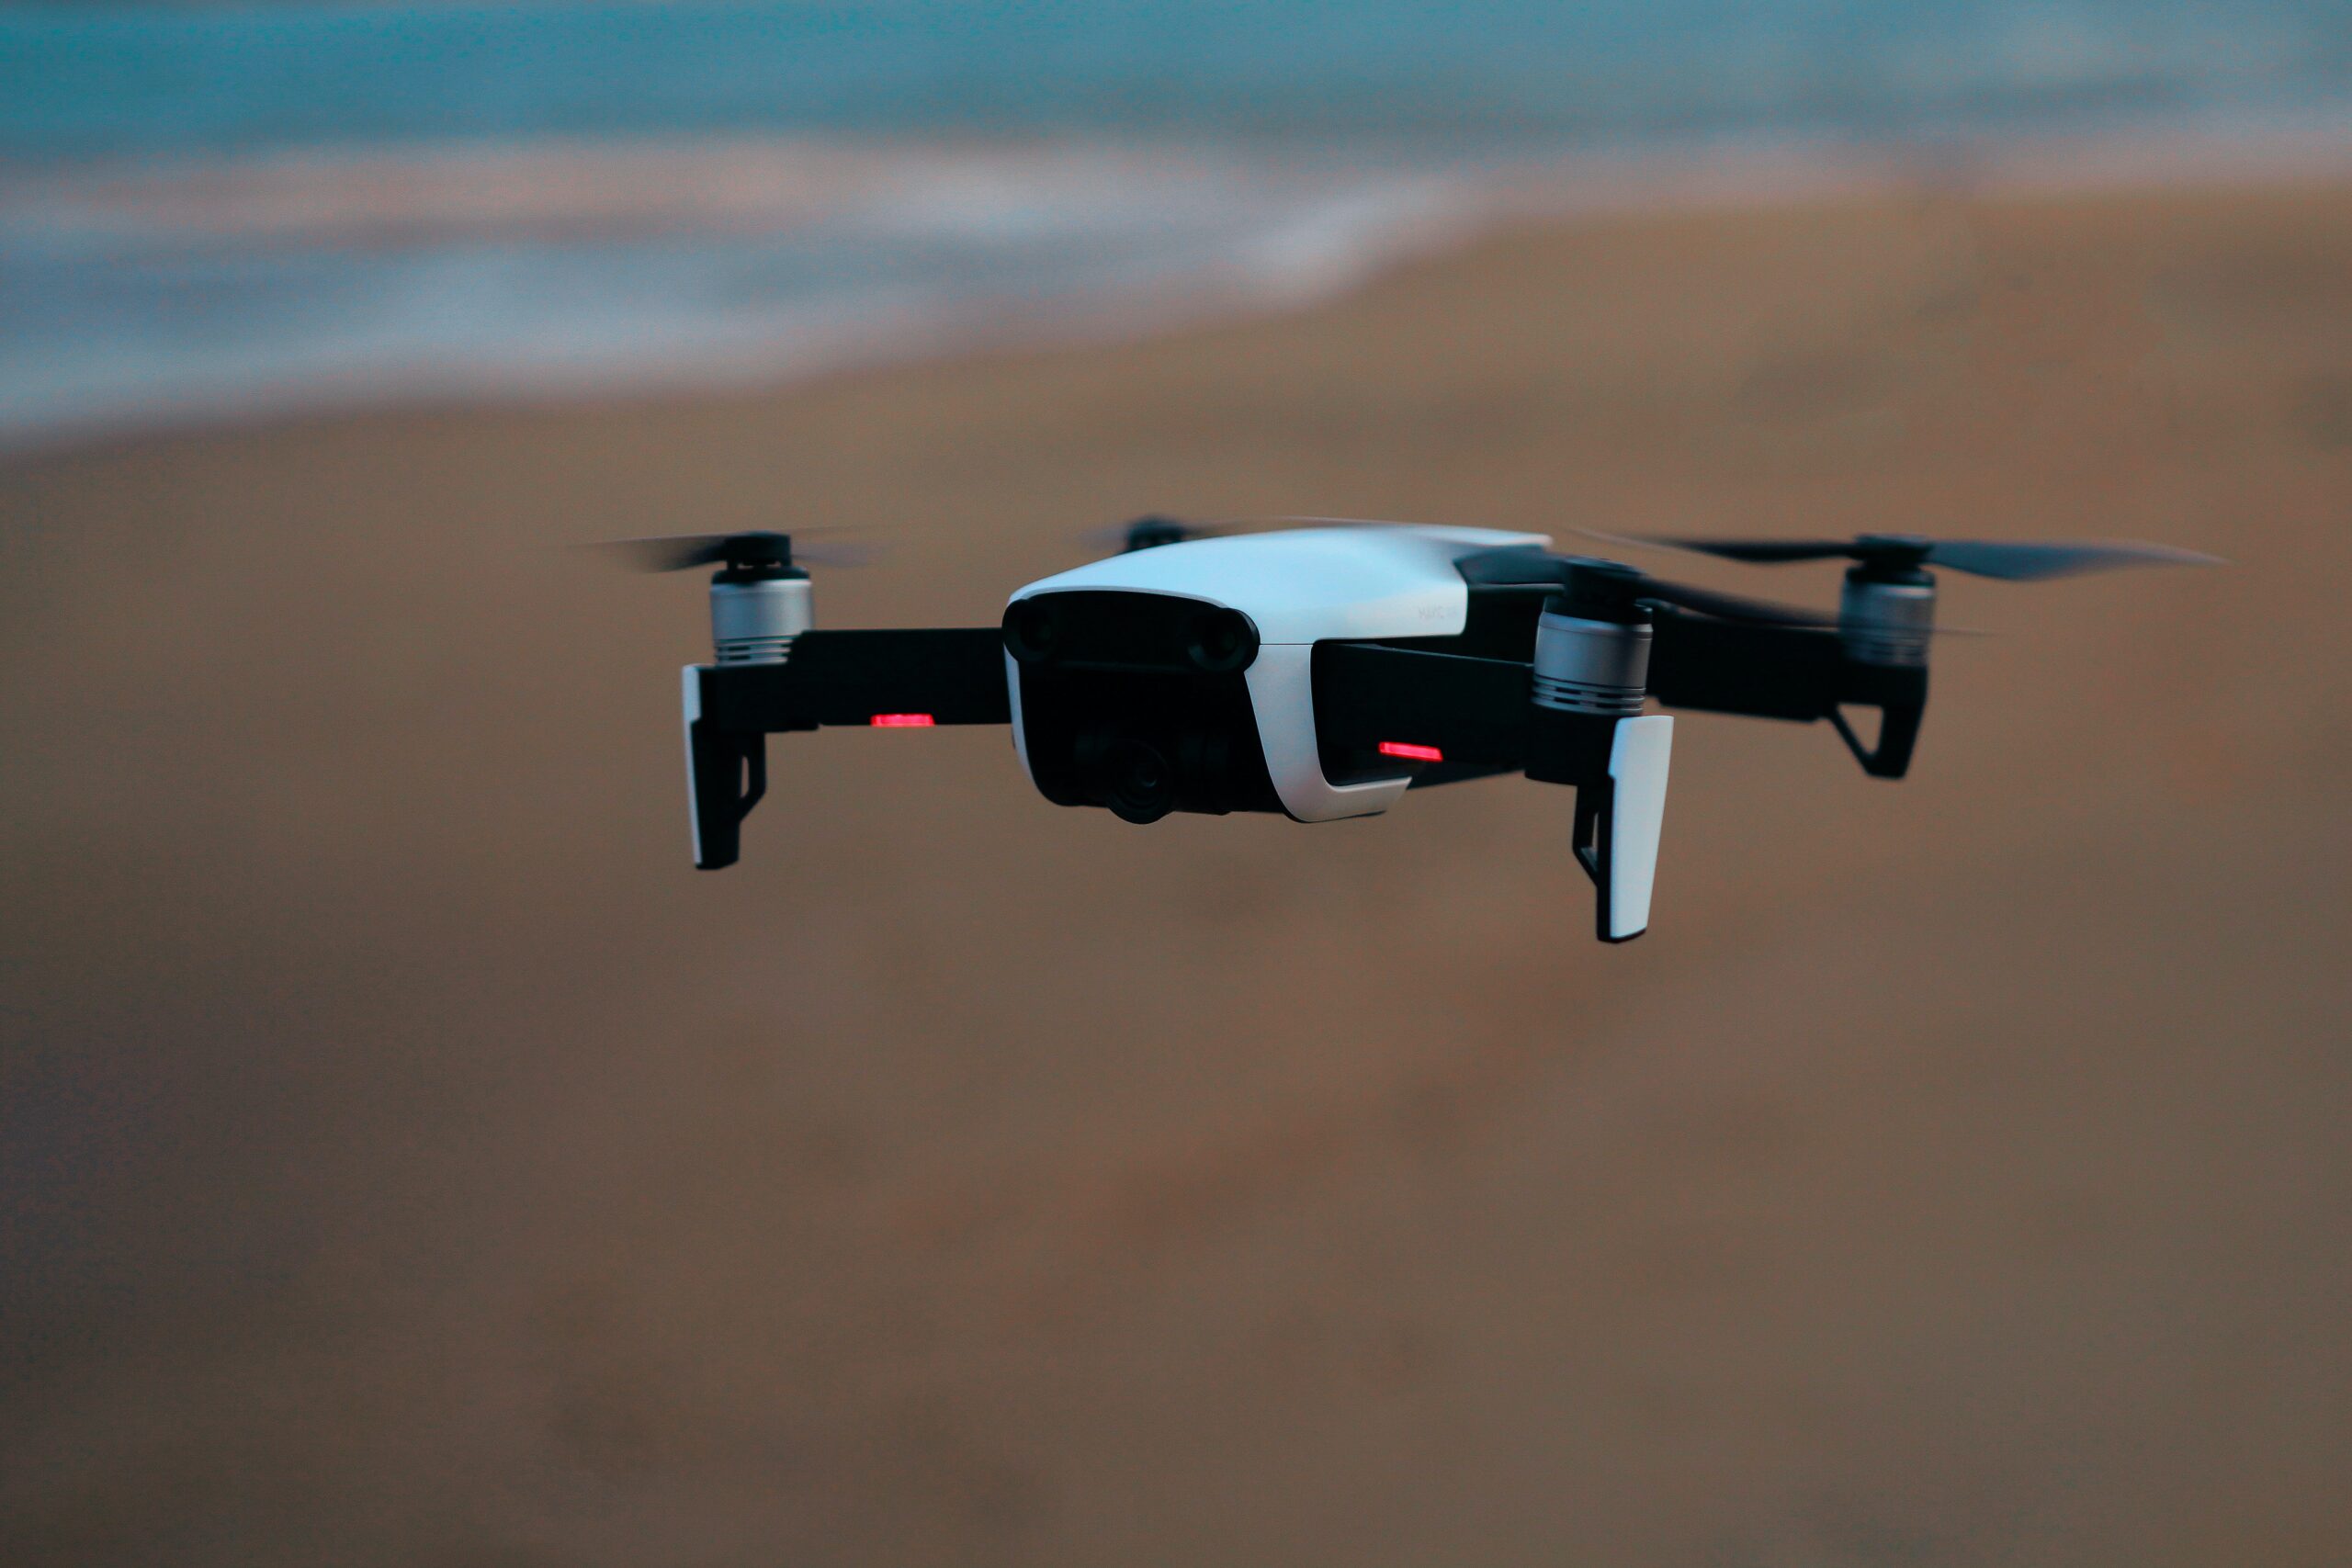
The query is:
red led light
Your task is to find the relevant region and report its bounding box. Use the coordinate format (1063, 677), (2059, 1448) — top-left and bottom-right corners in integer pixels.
(869, 713), (936, 728)
(1377, 740), (1444, 762)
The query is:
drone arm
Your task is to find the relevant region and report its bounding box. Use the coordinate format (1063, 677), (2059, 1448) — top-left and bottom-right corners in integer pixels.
(696, 628), (1013, 731)
(1644, 612), (1841, 721)
(1645, 611), (1927, 779)
(684, 628), (1012, 869)
(1309, 643), (1532, 775)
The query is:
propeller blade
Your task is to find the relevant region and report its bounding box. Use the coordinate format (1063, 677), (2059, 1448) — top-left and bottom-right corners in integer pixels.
(1207, 514), (1425, 529)
(1083, 513), (1433, 556)
(789, 538), (886, 569)
(1635, 579), (1840, 627)
(1577, 528), (1859, 564)
(1922, 538), (2225, 581)
(586, 533), (753, 572)
(1458, 547), (1838, 627)
(1454, 547), (1576, 586)
(1575, 525), (2223, 580)
(582, 528), (880, 572)
(1080, 515), (1227, 554)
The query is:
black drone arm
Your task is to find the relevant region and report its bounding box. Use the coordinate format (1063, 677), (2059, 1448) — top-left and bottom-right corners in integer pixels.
(1310, 642), (1532, 778)
(1644, 609), (1927, 778)
(687, 627), (1010, 868)
(1314, 617), (1931, 784)
(696, 628), (1012, 730)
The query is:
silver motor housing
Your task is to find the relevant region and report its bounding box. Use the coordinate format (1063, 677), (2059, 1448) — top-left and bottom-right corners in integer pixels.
(1532, 604), (1653, 716)
(1839, 576), (1934, 669)
(711, 574), (813, 665)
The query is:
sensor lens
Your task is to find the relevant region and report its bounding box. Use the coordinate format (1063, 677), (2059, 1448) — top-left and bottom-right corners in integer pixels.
(1003, 598), (1061, 663)
(1185, 608), (1257, 673)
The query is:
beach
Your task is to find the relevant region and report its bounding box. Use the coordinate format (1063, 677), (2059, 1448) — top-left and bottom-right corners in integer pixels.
(5, 175), (2350, 1563)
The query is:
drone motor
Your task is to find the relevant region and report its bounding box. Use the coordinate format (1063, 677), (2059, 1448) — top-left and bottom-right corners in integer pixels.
(700, 534), (813, 666)
(1528, 562), (1654, 716)
(588, 529), (848, 665)
(1837, 536), (1938, 671)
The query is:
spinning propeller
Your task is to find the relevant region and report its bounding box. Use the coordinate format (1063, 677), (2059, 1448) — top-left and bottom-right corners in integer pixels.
(1088, 517), (1838, 628)
(588, 530), (879, 573)
(1454, 547), (1838, 627)
(1080, 514), (1244, 553)
(1091, 513), (1464, 554)
(1582, 530), (2222, 581)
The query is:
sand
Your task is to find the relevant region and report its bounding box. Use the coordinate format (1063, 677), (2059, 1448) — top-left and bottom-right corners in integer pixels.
(5, 178), (2350, 1565)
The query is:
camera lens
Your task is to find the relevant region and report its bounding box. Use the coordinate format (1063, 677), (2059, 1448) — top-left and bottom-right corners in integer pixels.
(1101, 739), (1176, 824)
(1185, 608), (1258, 673)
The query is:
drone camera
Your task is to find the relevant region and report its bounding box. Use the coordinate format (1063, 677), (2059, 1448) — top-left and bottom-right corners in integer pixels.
(1073, 730), (1258, 824)
(1006, 591), (1280, 820)
(1089, 736), (1178, 823)
(1027, 686), (1279, 822)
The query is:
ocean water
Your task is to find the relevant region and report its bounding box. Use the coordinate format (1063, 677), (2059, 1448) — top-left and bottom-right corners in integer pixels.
(4, 0), (2350, 444)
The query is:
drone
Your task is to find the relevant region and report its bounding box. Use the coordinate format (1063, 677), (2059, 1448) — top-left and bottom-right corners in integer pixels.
(611, 518), (2216, 942)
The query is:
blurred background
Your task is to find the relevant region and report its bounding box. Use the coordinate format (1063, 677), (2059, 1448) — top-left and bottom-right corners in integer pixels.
(4, 3), (2349, 1564)
(8, 1), (2352, 446)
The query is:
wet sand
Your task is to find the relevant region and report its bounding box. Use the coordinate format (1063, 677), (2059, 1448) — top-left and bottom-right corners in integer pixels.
(5, 178), (2350, 1565)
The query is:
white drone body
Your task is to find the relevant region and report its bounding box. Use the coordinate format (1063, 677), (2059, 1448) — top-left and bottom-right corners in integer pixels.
(1002, 525), (1673, 937)
(652, 517), (2211, 943)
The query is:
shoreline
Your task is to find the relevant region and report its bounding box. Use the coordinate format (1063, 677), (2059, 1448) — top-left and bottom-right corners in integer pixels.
(7, 117), (2350, 460)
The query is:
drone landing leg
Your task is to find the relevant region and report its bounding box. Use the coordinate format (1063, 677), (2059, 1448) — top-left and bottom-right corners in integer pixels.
(1571, 788), (1605, 879)
(1526, 706), (1673, 942)
(1566, 716), (1673, 942)
(683, 662), (774, 870)
(686, 716), (765, 871)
